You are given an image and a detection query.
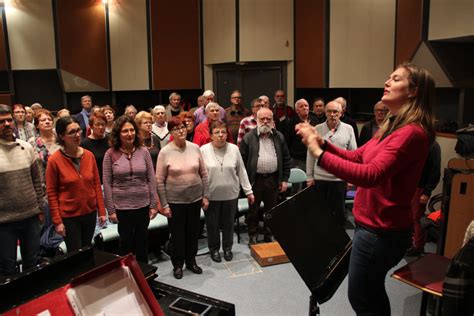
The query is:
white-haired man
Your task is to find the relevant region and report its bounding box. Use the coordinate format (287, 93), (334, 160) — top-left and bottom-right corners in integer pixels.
(152, 105), (171, 147)
(334, 97), (359, 145)
(194, 90), (225, 125)
(307, 101), (357, 227)
(285, 99), (318, 171)
(166, 92), (183, 118)
(240, 107), (292, 245)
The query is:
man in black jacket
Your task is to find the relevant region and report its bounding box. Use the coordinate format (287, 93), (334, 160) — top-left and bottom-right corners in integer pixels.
(285, 99), (318, 171)
(359, 101), (389, 146)
(240, 108), (292, 245)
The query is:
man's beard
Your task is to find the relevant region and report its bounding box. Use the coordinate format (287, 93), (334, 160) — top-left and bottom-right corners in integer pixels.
(258, 124), (272, 134)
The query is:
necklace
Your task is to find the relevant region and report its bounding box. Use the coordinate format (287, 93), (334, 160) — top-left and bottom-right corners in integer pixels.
(212, 143), (227, 172)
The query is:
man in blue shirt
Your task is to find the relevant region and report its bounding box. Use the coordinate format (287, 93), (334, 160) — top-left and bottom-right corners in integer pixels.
(74, 95), (92, 137)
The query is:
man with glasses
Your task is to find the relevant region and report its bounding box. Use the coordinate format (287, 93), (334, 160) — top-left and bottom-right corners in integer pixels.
(334, 96), (360, 146)
(0, 104), (44, 276)
(359, 101), (389, 146)
(306, 101), (357, 227)
(240, 108), (292, 245)
(225, 90), (250, 142)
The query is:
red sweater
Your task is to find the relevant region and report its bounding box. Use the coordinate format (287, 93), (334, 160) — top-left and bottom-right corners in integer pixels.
(319, 124), (429, 231)
(46, 149), (106, 226)
(193, 119), (234, 147)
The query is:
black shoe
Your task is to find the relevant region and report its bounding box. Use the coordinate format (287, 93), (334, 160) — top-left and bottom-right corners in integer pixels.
(223, 251), (233, 261)
(173, 267), (183, 279)
(263, 235), (275, 243)
(187, 263), (203, 274)
(248, 236), (258, 247)
(211, 251), (222, 263)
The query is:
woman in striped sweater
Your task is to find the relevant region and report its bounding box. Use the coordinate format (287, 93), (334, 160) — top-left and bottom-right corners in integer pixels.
(103, 116), (160, 263)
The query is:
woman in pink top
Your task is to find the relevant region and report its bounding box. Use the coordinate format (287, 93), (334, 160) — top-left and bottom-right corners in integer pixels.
(156, 117), (209, 280)
(297, 63), (436, 315)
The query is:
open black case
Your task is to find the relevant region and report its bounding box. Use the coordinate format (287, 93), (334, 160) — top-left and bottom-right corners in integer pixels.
(264, 186), (352, 315)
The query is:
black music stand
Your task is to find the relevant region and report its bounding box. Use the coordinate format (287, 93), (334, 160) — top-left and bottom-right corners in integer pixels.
(264, 186), (352, 315)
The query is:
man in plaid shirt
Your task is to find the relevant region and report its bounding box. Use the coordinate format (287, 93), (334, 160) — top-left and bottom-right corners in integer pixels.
(237, 98), (262, 146)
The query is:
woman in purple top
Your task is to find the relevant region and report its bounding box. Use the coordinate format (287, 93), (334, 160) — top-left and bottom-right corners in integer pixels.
(156, 117), (210, 279)
(103, 116), (160, 263)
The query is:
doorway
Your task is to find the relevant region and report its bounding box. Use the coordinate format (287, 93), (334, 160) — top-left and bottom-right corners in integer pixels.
(213, 61), (287, 109)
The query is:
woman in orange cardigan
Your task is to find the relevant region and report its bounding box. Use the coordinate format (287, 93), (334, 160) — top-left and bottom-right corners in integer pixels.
(46, 116), (106, 252)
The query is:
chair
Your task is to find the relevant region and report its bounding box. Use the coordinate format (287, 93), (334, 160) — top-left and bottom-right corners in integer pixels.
(287, 168), (307, 196)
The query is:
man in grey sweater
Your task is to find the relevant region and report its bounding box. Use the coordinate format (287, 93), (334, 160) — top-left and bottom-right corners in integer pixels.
(0, 104), (44, 276)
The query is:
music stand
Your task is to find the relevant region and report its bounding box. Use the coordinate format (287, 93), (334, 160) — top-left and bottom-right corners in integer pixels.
(264, 186), (352, 315)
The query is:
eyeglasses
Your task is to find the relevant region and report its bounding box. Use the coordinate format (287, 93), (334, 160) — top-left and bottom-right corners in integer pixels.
(65, 128), (82, 136)
(171, 126), (186, 132)
(0, 118), (13, 125)
(93, 122), (106, 127)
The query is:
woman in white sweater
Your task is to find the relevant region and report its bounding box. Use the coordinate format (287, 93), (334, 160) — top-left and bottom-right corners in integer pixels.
(201, 121), (254, 262)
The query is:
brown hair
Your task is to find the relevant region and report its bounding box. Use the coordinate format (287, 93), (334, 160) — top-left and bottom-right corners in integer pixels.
(34, 109), (53, 130)
(377, 63), (436, 143)
(209, 121), (227, 134)
(89, 111), (107, 127)
(109, 115), (141, 150)
(167, 116), (184, 131)
(179, 111), (195, 122)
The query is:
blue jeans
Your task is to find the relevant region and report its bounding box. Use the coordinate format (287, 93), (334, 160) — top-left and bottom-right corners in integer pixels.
(348, 226), (411, 315)
(0, 216), (41, 276)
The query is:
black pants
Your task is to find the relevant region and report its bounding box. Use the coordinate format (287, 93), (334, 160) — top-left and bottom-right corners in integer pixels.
(248, 173), (279, 237)
(62, 211), (97, 253)
(205, 199), (238, 252)
(313, 180), (347, 226)
(168, 201), (201, 268)
(116, 206), (150, 263)
(0, 216), (41, 275)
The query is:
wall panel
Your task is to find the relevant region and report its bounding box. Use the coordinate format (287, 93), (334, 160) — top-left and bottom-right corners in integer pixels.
(429, 0), (474, 40)
(0, 11), (8, 71)
(57, 0), (108, 91)
(295, 0), (325, 88)
(395, 0), (423, 66)
(203, 0), (236, 65)
(109, 0), (149, 91)
(411, 42), (452, 87)
(329, 0), (396, 88)
(5, 0), (56, 70)
(239, 0), (293, 62)
(151, 0), (200, 90)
